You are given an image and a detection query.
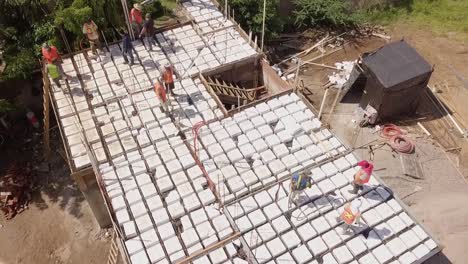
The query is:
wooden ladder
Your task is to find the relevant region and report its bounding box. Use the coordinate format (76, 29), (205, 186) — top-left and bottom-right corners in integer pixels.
(107, 232), (120, 264)
(205, 76), (265, 104)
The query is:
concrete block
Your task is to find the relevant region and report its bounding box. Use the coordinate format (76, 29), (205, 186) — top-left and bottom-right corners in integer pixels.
(158, 221), (176, 240)
(333, 245), (353, 263)
(400, 229), (421, 249)
(399, 252), (417, 264)
(281, 154), (299, 170)
(373, 244), (393, 264)
(273, 144), (290, 158)
(267, 237), (287, 257)
(386, 237), (407, 257)
(239, 143), (256, 158)
(267, 159), (286, 175)
(264, 203), (282, 220)
(255, 245), (272, 263)
(308, 236), (328, 256)
(151, 207), (170, 225)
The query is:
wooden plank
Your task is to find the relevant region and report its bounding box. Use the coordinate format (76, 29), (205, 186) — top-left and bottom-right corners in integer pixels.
(41, 64), (51, 161)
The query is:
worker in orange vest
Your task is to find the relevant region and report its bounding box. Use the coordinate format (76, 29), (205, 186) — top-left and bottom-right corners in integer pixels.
(82, 18), (103, 57)
(339, 199), (362, 234)
(130, 3), (143, 37)
(163, 64), (176, 96)
(41, 43), (71, 82)
(349, 160), (374, 194)
(154, 79), (169, 113)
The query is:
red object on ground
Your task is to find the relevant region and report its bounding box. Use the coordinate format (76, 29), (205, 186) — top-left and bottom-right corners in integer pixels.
(381, 124), (403, 138)
(380, 124), (415, 153)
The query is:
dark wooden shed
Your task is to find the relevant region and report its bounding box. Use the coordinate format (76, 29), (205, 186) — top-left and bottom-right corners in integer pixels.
(354, 40), (433, 120)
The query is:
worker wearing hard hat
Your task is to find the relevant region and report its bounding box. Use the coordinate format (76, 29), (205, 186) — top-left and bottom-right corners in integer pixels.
(339, 199), (362, 234)
(289, 169), (312, 205)
(154, 79), (169, 114)
(349, 160), (374, 194)
(139, 13), (155, 51)
(130, 3), (143, 37)
(163, 64), (176, 96)
(82, 18), (103, 57)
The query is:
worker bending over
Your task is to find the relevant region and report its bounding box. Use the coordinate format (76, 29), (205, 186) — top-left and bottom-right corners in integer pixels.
(289, 169), (312, 205)
(130, 3), (143, 37)
(82, 19), (103, 57)
(163, 64), (176, 96)
(140, 13), (155, 51)
(154, 79), (169, 114)
(42, 43), (70, 86)
(349, 160), (373, 194)
(122, 31), (134, 66)
(339, 199), (362, 234)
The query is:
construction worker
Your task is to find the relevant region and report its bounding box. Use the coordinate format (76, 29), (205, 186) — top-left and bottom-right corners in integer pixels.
(82, 18), (102, 57)
(41, 43), (70, 82)
(139, 13), (155, 51)
(339, 199), (362, 234)
(349, 160), (374, 194)
(289, 169), (312, 205)
(130, 3), (143, 37)
(163, 64), (176, 96)
(122, 31), (134, 65)
(154, 79), (169, 114)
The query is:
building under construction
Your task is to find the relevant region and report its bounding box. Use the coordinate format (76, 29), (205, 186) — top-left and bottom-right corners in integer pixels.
(44, 0), (441, 263)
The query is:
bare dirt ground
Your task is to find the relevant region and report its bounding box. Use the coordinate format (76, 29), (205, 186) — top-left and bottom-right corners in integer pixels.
(293, 24), (468, 263)
(0, 132), (110, 264)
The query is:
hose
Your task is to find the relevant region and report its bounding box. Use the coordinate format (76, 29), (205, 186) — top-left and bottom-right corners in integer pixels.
(380, 124), (415, 154)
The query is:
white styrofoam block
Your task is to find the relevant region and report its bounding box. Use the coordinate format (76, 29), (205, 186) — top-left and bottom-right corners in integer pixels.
(399, 252), (417, 264)
(317, 179), (336, 194)
(258, 222), (276, 242)
(242, 170), (259, 186)
(179, 154), (196, 169)
(198, 189), (216, 205)
(130, 202), (147, 218)
(256, 102), (270, 114)
(151, 207), (170, 225)
(400, 229), (421, 249)
(273, 144), (289, 158)
(158, 221), (176, 240)
(386, 237), (407, 257)
(248, 209), (267, 227)
(164, 235), (183, 255)
(252, 138), (269, 153)
(210, 248), (228, 264)
(255, 245), (272, 264)
(190, 208), (208, 225)
(333, 245), (353, 263)
(387, 199), (403, 214)
(236, 215), (253, 232)
(181, 227), (200, 248)
(308, 236), (328, 256)
(347, 235), (367, 256)
(239, 120), (254, 133)
(157, 176), (174, 193)
(260, 149), (276, 163)
(268, 159), (286, 175)
(425, 239), (437, 251)
(359, 253), (379, 264)
(267, 237), (287, 257)
(322, 229), (342, 248)
(271, 216), (290, 234)
(306, 145), (322, 159)
(281, 230), (301, 248)
(363, 230), (383, 249)
(147, 243), (166, 263)
(263, 203), (282, 220)
(254, 191), (273, 208)
(372, 244), (393, 264)
(220, 137), (237, 152)
(292, 244), (313, 263)
(399, 212), (415, 227)
(281, 154), (299, 170)
(251, 115), (266, 127)
(212, 215), (231, 232)
(263, 111), (279, 124)
(208, 143), (224, 156)
(123, 221), (137, 238)
(412, 225), (429, 241)
(387, 215), (407, 234)
(321, 162), (339, 177)
(311, 216), (331, 234)
(267, 98), (282, 110)
(239, 143), (256, 158)
(227, 148), (244, 163)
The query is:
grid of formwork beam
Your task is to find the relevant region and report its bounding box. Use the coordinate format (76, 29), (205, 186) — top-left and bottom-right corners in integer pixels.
(188, 92), (441, 264)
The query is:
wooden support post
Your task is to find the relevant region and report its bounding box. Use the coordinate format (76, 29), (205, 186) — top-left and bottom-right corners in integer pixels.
(248, 31), (252, 45)
(326, 85), (343, 123)
(42, 64), (51, 161)
(318, 88), (330, 120)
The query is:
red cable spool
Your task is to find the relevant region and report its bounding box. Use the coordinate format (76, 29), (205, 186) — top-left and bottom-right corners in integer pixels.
(381, 124), (403, 138)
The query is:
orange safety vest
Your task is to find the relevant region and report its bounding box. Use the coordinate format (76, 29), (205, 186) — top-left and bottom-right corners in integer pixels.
(154, 83), (167, 103)
(341, 205), (357, 225)
(354, 170), (371, 185)
(163, 68), (174, 83)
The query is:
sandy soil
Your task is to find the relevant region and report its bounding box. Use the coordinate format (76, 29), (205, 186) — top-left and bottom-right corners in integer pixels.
(292, 24), (468, 263)
(0, 137), (110, 264)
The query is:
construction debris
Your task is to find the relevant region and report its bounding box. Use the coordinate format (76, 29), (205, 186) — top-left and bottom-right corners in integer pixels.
(0, 163), (33, 219)
(328, 61), (355, 88)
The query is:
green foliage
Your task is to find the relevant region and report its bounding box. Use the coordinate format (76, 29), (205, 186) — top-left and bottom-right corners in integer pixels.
(0, 99), (16, 114)
(1, 49), (37, 80)
(224, 0), (285, 39)
(293, 0), (362, 28)
(142, 1), (164, 19)
(367, 0), (468, 34)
